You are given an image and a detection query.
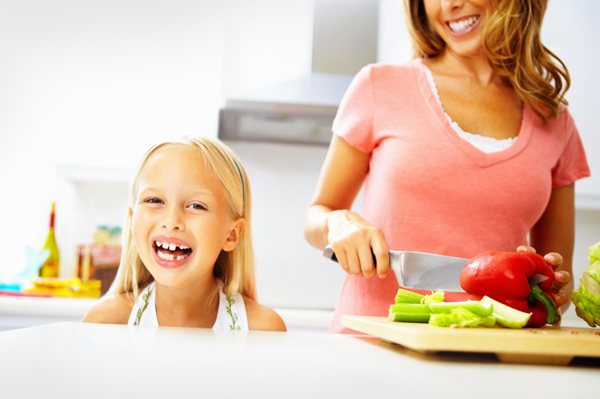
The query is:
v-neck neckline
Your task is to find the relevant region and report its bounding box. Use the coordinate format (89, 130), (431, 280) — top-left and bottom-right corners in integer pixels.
(413, 58), (534, 168)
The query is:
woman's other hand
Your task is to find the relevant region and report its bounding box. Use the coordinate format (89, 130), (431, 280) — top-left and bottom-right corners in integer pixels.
(327, 210), (389, 279)
(517, 245), (571, 308)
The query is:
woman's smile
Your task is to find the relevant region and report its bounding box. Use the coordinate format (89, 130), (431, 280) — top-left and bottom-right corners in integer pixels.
(446, 14), (480, 37)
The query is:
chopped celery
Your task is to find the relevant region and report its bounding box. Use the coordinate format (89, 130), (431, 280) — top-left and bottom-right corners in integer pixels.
(395, 289), (424, 304)
(429, 307), (496, 328)
(480, 296), (531, 328)
(389, 304), (430, 314)
(389, 312), (431, 322)
(388, 303), (431, 323)
(421, 291), (445, 305)
(428, 301), (493, 317)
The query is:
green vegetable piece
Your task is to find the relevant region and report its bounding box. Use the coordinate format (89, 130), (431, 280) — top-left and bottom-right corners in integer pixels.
(527, 283), (561, 325)
(429, 307), (496, 328)
(389, 304), (431, 314)
(571, 241), (600, 327)
(395, 289), (424, 304)
(480, 296), (531, 328)
(428, 301), (493, 317)
(389, 312), (431, 323)
(388, 303), (431, 323)
(421, 291), (445, 305)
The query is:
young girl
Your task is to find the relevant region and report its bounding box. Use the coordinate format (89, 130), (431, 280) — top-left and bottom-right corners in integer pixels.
(84, 137), (286, 331)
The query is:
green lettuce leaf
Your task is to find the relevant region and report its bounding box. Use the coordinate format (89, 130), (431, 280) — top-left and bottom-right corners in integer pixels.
(571, 241), (600, 327)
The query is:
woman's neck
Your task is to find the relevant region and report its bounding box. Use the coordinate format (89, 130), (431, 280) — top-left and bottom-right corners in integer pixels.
(430, 48), (500, 86)
(154, 273), (220, 327)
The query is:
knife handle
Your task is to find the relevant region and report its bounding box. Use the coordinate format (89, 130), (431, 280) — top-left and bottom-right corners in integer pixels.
(327, 247), (378, 267)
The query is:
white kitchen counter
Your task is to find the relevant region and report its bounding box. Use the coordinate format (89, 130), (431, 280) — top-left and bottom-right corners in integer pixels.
(0, 296), (333, 332)
(0, 322), (598, 398)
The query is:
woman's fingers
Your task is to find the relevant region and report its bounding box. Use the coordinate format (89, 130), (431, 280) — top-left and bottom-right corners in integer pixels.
(517, 245), (536, 253)
(357, 243), (376, 278)
(553, 270), (571, 291)
(544, 252), (563, 271)
(553, 292), (568, 308)
(372, 237), (389, 278)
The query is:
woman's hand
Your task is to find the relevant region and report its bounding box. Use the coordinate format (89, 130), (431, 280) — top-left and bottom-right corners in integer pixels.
(517, 245), (571, 308)
(326, 210), (390, 279)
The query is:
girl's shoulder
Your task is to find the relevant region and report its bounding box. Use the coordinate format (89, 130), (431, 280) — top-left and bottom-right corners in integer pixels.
(242, 295), (287, 332)
(82, 292), (135, 325)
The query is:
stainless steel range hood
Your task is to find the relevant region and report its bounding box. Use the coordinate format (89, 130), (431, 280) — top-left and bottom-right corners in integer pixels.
(219, 0), (378, 145)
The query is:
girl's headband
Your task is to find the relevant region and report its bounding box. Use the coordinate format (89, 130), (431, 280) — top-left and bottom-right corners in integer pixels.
(232, 158), (245, 204)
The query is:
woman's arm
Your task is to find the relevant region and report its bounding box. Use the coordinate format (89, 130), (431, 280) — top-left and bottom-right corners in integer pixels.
(528, 183), (575, 311)
(303, 134), (390, 278)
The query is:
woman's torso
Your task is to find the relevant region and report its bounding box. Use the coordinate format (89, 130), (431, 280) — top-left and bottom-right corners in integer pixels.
(128, 280), (248, 330)
(329, 59), (588, 333)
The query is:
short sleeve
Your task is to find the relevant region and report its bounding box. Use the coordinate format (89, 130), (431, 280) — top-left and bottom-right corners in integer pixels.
(551, 110), (591, 188)
(332, 65), (376, 153)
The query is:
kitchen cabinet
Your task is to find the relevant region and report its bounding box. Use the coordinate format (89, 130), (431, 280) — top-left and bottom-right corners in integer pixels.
(1, 322), (598, 398)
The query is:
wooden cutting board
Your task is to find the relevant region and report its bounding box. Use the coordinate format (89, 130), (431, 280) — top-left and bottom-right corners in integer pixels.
(342, 315), (600, 365)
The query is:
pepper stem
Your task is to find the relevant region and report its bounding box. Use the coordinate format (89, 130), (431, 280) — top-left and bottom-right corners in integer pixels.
(527, 283), (561, 325)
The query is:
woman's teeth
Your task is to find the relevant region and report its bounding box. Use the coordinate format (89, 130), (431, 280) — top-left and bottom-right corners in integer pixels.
(449, 16), (478, 33)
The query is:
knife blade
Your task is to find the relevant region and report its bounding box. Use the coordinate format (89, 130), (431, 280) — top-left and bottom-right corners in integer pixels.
(323, 245), (468, 292)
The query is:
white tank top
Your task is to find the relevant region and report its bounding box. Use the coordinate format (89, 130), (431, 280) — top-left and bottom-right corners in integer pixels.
(127, 280), (248, 330)
(422, 62), (518, 154)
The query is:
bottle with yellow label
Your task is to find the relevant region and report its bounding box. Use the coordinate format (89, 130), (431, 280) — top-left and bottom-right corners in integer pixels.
(39, 203), (60, 278)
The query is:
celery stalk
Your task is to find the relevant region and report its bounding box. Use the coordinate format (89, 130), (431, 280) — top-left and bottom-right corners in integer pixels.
(480, 296), (531, 328)
(389, 304), (430, 314)
(388, 303), (431, 323)
(389, 313), (431, 322)
(428, 301), (493, 317)
(395, 289), (424, 304)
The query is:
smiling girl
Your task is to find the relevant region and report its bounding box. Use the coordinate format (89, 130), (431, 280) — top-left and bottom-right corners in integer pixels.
(84, 137), (286, 331)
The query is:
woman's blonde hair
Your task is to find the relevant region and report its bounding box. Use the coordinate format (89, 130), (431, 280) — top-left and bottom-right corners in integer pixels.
(403, 0), (570, 123)
(108, 136), (256, 302)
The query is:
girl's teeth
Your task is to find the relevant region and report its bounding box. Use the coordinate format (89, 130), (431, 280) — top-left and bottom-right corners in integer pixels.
(169, 243), (177, 251)
(157, 249), (190, 261)
(162, 242), (169, 249)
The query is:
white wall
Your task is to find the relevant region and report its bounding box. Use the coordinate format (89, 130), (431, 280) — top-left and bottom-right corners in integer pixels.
(0, 1), (598, 319)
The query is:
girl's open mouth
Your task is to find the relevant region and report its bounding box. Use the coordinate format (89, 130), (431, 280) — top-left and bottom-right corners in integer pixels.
(152, 240), (193, 268)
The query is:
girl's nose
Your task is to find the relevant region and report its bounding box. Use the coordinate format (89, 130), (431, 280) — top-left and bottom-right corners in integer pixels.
(161, 206), (185, 231)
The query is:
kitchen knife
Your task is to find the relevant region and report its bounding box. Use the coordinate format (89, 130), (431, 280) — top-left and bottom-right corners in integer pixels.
(323, 245), (468, 292)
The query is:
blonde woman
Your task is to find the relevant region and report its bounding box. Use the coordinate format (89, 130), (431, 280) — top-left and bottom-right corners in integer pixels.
(304, 0), (590, 333)
(84, 137), (286, 331)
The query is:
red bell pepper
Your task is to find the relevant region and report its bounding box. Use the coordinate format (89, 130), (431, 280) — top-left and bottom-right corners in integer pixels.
(459, 251), (560, 327)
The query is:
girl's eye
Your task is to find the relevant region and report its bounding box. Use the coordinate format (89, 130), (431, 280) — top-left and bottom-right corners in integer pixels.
(145, 198), (163, 204)
(189, 203), (207, 211)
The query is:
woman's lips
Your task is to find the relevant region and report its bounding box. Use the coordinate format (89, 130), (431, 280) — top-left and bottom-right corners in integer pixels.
(446, 15), (480, 38)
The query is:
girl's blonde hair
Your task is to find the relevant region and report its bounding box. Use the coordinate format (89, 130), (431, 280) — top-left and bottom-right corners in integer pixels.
(109, 136), (256, 302)
(403, 0), (570, 123)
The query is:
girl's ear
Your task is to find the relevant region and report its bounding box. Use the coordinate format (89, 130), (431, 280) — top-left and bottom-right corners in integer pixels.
(222, 218), (246, 252)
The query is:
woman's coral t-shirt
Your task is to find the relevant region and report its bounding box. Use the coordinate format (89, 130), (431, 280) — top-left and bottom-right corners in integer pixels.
(330, 59), (591, 334)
